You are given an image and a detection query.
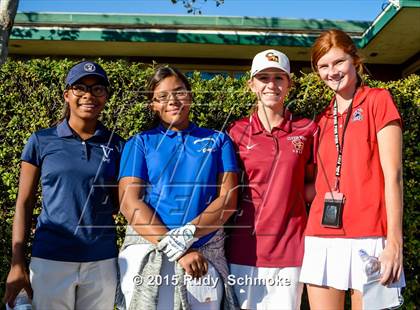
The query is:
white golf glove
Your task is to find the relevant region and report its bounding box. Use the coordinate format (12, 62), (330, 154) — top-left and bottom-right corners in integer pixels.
(157, 223), (198, 262)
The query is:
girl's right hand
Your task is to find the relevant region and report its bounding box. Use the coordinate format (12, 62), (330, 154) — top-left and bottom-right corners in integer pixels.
(3, 264), (33, 306)
(178, 249), (208, 279)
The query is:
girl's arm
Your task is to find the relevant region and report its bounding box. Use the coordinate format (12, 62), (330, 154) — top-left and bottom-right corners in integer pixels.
(377, 120), (404, 285)
(118, 176), (168, 244)
(189, 171), (238, 237)
(3, 162), (40, 304)
(177, 171), (237, 279)
(304, 163), (316, 203)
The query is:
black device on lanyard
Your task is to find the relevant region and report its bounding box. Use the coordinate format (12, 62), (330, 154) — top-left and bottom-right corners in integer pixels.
(321, 73), (353, 228)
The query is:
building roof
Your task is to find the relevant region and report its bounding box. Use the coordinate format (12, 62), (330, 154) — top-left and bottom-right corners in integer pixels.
(9, 0), (420, 70)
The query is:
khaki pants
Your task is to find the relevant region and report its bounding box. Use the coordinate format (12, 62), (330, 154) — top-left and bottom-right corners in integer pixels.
(29, 257), (117, 310)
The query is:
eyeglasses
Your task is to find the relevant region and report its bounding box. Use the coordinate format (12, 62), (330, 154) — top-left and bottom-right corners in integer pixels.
(69, 84), (108, 97)
(152, 89), (190, 103)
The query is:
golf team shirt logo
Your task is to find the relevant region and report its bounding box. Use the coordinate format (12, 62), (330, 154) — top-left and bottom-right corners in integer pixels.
(193, 137), (217, 153)
(287, 136), (306, 154)
(84, 63), (96, 72)
(352, 108), (364, 122)
(101, 145), (113, 162)
(265, 52), (279, 63)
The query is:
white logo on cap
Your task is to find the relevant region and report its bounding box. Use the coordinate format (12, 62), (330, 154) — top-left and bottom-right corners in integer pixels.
(84, 63), (96, 72)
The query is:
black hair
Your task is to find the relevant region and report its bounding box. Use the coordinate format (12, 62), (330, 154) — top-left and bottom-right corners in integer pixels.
(146, 66), (191, 100)
(59, 101), (71, 123)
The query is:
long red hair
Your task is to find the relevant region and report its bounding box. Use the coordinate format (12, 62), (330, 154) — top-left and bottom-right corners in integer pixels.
(311, 29), (364, 76)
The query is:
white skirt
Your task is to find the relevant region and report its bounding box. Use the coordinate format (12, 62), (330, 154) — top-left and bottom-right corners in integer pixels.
(229, 264), (303, 310)
(299, 236), (406, 293)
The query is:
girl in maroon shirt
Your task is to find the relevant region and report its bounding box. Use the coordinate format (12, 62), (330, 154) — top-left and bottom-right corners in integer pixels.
(226, 49), (318, 310)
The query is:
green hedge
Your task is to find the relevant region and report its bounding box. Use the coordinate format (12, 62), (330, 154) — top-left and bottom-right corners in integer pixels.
(0, 58), (418, 309)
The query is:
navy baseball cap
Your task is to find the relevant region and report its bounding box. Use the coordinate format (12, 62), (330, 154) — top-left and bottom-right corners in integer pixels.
(65, 61), (109, 86)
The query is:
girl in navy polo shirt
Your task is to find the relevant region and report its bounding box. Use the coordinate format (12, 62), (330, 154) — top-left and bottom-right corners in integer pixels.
(117, 66), (238, 309)
(4, 61), (124, 309)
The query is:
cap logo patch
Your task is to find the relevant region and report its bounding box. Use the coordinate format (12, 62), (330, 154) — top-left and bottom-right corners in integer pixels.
(265, 52), (279, 63)
(84, 63), (96, 72)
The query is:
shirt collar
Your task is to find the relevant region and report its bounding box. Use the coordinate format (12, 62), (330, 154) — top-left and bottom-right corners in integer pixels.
(57, 119), (109, 138)
(250, 110), (292, 135)
(57, 119), (74, 137)
(324, 85), (370, 117)
(157, 122), (197, 137)
(93, 122), (109, 137)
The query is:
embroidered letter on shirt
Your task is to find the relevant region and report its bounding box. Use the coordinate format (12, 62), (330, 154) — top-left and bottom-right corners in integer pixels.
(101, 145), (113, 162)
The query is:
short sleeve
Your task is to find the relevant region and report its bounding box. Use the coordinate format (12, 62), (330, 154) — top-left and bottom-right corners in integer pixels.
(309, 125), (320, 165)
(226, 121), (235, 137)
(112, 136), (125, 178)
(116, 137), (126, 156)
(225, 122), (240, 153)
(373, 89), (402, 133)
(118, 135), (149, 182)
(21, 133), (41, 167)
(217, 133), (239, 173)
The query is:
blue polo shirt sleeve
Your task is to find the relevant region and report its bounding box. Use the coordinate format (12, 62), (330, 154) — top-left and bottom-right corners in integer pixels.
(218, 132), (239, 173)
(21, 133), (41, 167)
(119, 135), (149, 181)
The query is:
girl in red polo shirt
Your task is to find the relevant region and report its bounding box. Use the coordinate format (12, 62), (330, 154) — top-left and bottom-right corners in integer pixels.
(300, 29), (405, 309)
(226, 49), (318, 309)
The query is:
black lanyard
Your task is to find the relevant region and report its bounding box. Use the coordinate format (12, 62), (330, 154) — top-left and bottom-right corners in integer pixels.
(333, 98), (353, 191)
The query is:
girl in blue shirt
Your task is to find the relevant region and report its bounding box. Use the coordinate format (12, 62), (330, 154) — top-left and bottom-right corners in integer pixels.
(117, 66), (238, 309)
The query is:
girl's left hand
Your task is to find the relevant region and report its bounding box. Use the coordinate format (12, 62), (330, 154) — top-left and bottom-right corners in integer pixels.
(379, 240), (403, 285)
(178, 249), (208, 279)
